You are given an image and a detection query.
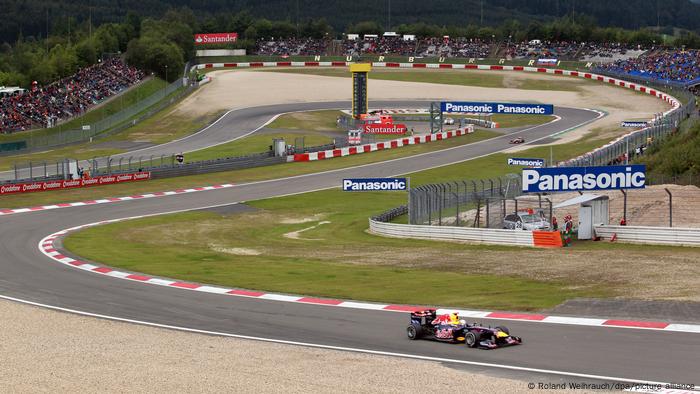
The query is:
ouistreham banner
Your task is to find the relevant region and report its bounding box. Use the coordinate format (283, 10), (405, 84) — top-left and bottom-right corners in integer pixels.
(0, 172), (151, 195)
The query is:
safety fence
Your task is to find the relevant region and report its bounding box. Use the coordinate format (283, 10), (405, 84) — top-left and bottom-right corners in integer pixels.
(407, 176), (523, 226)
(559, 74), (695, 168)
(594, 225), (700, 247)
(0, 78), (189, 154)
(390, 115), (499, 129)
(368, 218), (538, 247)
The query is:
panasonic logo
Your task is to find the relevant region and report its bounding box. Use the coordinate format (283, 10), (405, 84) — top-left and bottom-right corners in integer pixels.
(343, 178), (408, 191)
(442, 101), (554, 115)
(522, 165), (646, 192)
(444, 103), (493, 113)
(508, 158), (545, 167)
(496, 104), (548, 114)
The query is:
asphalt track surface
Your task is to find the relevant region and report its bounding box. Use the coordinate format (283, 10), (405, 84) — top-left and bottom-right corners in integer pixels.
(2, 102), (699, 385)
(6, 100), (475, 182)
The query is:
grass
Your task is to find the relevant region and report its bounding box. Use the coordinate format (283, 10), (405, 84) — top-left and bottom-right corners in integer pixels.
(57, 113), (700, 310)
(267, 109), (342, 130)
(63, 198), (604, 311)
(258, 68), (504, 89)
(183, 132), (333, 162)
(61, 124), (700, 309)
(256, 68), (585, 92)
(636, 120), (700, 181)
(0, 91), (219, 171)
(0, 130), (498, 209)
(0, 78), (168, 144)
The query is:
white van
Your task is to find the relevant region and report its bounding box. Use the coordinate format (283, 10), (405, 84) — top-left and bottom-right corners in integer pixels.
(528, 39), (542, 46)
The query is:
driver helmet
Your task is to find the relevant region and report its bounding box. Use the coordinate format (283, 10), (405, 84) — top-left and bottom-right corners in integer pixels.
(449, 313), (460, 325)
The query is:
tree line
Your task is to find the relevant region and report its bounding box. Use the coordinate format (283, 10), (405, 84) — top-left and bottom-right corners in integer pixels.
(4, 5), (700, 89)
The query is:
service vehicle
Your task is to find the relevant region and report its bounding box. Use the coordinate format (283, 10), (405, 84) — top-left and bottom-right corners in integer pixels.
(406, 309), (522, 349)
(503, 210), (551, 230)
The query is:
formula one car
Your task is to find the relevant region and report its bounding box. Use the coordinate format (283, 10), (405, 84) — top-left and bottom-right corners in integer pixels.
(509, 137), (525, 144)
(406, 309), (522, 349)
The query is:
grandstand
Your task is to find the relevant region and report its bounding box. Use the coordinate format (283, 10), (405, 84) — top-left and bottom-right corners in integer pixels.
(0, 59), (145, 134)
(599, 49), (700, 86)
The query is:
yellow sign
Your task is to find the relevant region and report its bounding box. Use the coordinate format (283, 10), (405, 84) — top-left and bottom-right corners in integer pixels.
(349, 63), (372, 73)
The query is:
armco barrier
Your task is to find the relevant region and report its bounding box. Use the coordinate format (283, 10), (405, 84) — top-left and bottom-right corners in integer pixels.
(0, 172), (150, 195)
(594, 225), (700, 247)
(369, 218), (536, 247)
(289, 126), (474, 162)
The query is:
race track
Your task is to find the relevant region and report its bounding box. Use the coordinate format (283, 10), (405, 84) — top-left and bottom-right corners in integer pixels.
(2, 99), (698, 386)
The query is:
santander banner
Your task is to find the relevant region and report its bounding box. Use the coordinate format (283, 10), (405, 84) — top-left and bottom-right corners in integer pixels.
(0, 172), (151, 196)
(194, 33), (238, 45)
(363, 123), (407, 134)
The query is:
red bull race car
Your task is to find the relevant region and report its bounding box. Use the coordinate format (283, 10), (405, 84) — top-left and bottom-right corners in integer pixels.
(406, 309), (522, 349)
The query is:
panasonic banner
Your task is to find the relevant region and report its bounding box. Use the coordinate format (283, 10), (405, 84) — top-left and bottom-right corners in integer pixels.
(343, 178), (409, 192)
(441, 101), (554, 115)
(508, 157), (545, 167)
(522, 165), (646, 193)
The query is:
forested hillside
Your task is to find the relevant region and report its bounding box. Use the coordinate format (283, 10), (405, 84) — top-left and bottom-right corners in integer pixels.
(3, 0), (700, 43)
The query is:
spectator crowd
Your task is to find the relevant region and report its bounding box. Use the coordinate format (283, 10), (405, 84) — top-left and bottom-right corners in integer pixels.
(0, 58), (144, 133)
(599, 49), (700, 84)
(255, 38), (329, 56)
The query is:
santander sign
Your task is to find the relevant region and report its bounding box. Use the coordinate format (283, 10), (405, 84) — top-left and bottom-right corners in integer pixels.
(194, 33), (238, 45)
(363, 123), (408, 134)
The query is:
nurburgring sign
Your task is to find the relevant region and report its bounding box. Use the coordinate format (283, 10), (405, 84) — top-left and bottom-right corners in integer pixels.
(508, 157), (545, 167)
(441, 101), (554, 115)
(343, 178), (409, 192)
(522, 165), (646, 193)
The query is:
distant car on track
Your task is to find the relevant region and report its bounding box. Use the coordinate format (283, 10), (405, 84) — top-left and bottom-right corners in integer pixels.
(406, 309), (522, 349)
(444, 117), (455, 125)
(509, 136), (525, 144)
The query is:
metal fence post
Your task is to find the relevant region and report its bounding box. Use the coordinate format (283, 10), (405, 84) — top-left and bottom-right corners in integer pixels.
(621, 189), (627, 224)
(665, 188), (672, 228)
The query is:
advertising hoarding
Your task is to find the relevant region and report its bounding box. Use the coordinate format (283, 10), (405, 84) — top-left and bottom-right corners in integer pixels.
(522, 165), (646, 193)
(342, 178), (409, 191)
(194, 33), (238, 45)
(441, 101), (554, 115)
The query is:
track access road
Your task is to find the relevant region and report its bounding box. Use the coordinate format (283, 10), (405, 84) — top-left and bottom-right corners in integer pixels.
(4, 103), (698, 385)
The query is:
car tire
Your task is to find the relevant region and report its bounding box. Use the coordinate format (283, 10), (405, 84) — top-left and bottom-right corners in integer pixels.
(407, 323), (422, 340)
(465, 331), (481, 348)
(495, 326), (510, 335)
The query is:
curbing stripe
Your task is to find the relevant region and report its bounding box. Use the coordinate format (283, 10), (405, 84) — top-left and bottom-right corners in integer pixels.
(37, 223), (700, 334)
(0, 183), (237, 217)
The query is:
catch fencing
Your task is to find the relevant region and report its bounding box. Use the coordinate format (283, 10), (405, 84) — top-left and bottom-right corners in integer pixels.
(0, 78), (189, 154)
(407, 176), (523, 226)
(560, 74), (695, 168)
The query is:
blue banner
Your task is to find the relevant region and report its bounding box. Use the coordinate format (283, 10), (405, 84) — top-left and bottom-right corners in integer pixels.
(508, 157), (545, 167)
(342, 178), (409, 191)
(522, 165), (646, 193)
(441, 101), (554, 115)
